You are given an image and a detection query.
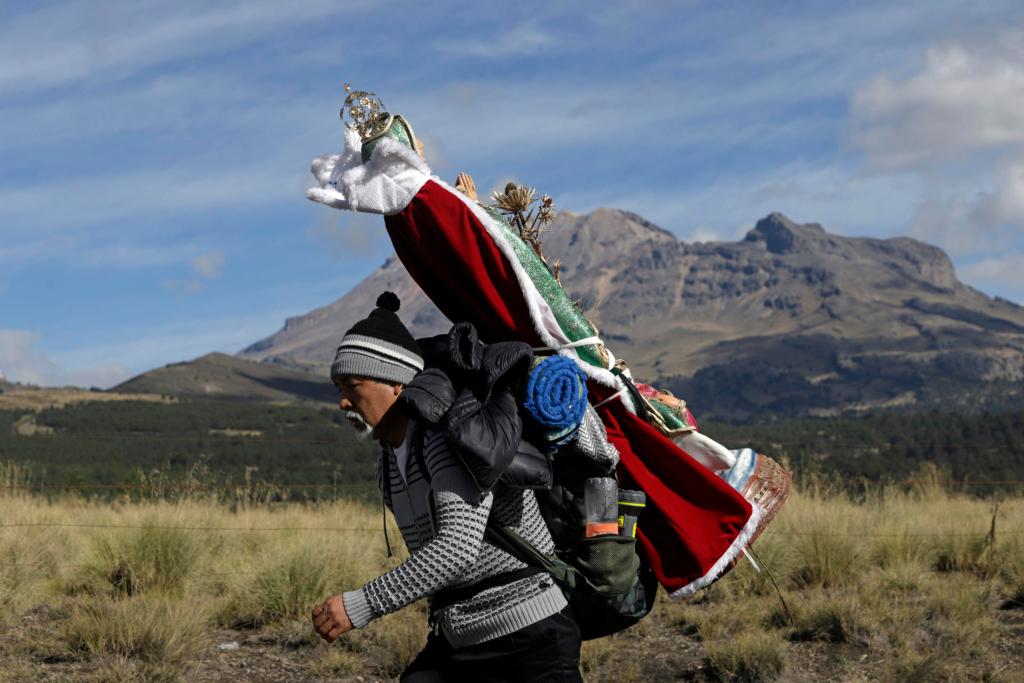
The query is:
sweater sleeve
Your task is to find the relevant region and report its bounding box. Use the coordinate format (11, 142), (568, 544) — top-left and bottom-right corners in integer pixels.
(344, 431), (492, 628)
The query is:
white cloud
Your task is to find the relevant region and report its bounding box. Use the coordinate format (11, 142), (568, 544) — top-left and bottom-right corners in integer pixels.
(162, 278), (203, 294)
(191, 251), (225, 279)
(0, 0), (371, 93)
(959, 254), (1024, 302)
(52, 310), (297, 378)
(851, 32), (1024, 169)
(0, 330), (55, 386)
(851, 29), (1024, 271)
(683, 226), (729, 243)
(306, 211), (391, 261)
(163, 250), (226, 293)
(972, 160), (1024, 226)
(557, 160), (921, 239)
(433, 20), (559, 59)
(908, 194), (978, 256)
(79, 243), (198, 269)
(0, 329), (131, 388)
(0, 164), (301, 237)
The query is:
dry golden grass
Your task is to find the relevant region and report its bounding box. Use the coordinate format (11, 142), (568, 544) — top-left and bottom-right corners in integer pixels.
(0, 479), (1021, 681)
(0, 388), (173, 412)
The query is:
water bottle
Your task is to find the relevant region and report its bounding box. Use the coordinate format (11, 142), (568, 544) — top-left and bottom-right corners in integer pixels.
(618, 489), (646, 538)
(584, 477), (619, 538)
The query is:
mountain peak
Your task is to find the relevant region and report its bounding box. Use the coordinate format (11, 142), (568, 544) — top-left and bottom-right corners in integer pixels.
(744, 213), (827, 254)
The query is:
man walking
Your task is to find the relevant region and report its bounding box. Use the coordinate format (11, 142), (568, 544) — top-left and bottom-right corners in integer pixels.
(312, 292), (582, 682)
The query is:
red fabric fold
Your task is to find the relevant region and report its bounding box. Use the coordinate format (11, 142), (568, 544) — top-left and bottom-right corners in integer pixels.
(589, 381), (752, 592)
(385, 181), (540, 346)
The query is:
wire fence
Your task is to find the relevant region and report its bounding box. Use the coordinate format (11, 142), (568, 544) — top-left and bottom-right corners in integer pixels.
(0, 521), (1019, 537)
(2, 432), (361, 445)
(3, 479), (1024, 492)
(4, 431), (1024, 449)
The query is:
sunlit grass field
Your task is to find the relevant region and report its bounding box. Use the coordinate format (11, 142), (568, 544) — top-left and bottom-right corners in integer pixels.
(1, 465), (1022, 682)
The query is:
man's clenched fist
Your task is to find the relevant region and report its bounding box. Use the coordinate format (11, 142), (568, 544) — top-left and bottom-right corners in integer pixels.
(312, 595), (353, 643)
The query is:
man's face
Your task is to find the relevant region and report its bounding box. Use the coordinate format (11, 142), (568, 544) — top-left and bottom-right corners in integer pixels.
(334, 376), (402, 438)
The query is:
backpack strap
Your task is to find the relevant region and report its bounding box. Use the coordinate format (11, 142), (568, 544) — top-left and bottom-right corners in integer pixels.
(484, 521), (576, 589)
(381, 444), (393, 558)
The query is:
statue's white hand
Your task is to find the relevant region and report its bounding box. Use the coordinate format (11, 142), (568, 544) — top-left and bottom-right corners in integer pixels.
(305, 127), (430, 215)
(305, 186), (351, 209)
(306, 128), (363, 210)
(310, 154), (343, 187)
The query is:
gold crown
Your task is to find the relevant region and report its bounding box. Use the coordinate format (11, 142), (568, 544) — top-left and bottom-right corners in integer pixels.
(340, 85), (391, 140)
(340, 85), (418, 161)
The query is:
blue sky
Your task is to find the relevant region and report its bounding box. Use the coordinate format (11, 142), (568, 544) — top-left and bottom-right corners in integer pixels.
(2, 0), (1024, 387)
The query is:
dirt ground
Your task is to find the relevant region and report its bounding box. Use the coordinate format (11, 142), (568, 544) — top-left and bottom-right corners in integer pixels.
(3, 597), (1023, 682)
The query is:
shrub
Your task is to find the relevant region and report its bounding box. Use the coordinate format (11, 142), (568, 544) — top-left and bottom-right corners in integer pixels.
(931, 533), (990, 574)
(65, 595), (207, 670)
(705, 631), (786, 683)
(219, 548), (338, 628)
(790, 526), (863, 589)
(789, 595), (866, 644)
(85, 522), (200, 596)
(0, 528), (60, 620)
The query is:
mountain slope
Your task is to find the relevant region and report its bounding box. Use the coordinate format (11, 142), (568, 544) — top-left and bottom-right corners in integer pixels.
(113, 352), (337, 404)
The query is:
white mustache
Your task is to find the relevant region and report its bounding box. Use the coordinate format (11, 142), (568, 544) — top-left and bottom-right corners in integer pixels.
(344, 410), (372, 437)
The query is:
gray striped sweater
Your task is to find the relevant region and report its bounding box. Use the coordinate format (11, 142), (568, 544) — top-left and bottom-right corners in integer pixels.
(342, 422), (567, 647)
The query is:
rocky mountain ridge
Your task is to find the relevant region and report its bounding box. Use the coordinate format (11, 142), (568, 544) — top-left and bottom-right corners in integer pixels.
(238, 210), (1024, 419)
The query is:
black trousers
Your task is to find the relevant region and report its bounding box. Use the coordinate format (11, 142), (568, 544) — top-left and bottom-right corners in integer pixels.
(400, 606), (583, 682)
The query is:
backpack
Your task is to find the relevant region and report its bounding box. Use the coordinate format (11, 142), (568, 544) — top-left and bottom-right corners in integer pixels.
(485, 467), (659, 641)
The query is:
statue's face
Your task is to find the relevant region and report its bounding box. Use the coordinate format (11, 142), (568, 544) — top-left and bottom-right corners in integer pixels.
(334, 376), (402, 437)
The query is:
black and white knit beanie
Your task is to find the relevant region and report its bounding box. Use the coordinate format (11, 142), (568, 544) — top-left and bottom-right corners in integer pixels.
(330, 292), (424, 385)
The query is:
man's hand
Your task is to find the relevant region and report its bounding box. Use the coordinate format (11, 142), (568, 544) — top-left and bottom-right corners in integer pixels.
(312, 595), (353, 643)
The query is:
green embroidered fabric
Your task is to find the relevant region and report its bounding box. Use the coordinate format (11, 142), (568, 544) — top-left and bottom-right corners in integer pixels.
(479, 205), (606, 370)
(361, 116), (415, 163)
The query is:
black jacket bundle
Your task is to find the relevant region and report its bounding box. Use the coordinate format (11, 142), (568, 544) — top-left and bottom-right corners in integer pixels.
(399, 322), (551, 491)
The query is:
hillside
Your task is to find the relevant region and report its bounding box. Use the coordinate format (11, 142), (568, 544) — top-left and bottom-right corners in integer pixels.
(239, 210), (1024, 419)
(113, 352), (336, 404)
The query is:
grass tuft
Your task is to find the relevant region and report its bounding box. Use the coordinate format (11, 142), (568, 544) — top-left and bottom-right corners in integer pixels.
(311, 648), (363, 677)
(84, 522), (200, 597)
(85, 656), (186, 683)
(788, 595), (865, 643)
(790, 527), (862, 589)
(705, 630), (786, 682)
(219, 547), (341, 628)
(65, 595), (207, 670)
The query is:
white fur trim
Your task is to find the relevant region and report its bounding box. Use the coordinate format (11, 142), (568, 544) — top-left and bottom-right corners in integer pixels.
(668, 501), (762, 599)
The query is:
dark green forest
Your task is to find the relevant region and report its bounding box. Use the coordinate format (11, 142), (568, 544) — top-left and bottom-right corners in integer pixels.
(1, 399), (1022, 496)
(0, 400), (378, 498)
(701, 409), (1024, 491)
